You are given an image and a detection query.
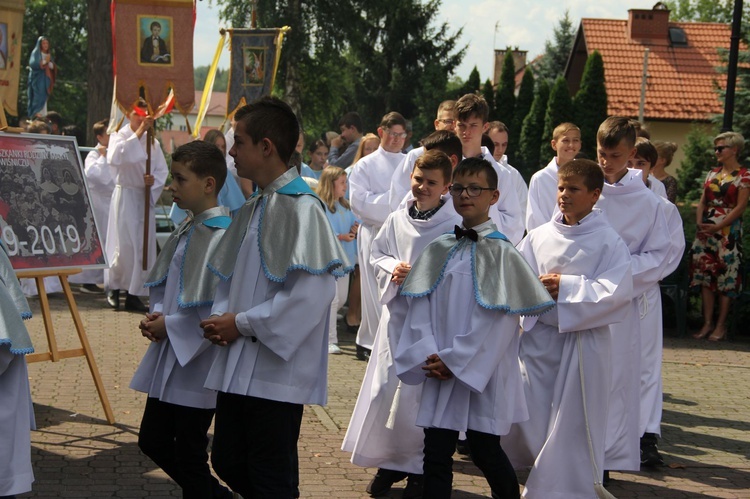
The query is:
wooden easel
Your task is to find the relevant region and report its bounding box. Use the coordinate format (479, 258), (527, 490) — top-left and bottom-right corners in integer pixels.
(16, 268), (115, 424)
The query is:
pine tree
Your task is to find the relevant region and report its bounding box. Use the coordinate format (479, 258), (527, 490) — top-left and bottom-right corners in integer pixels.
(518, 80), (550, 181)
(533, 10), (576, 83)
(573, 51), (607, 159)
(510, 69), (535, 165)
(540, 76), (575, 165)
(676, 125), (717, 203)
(494, 51), (516, 126)
(462, 66), (482, 96)
(482, 79), (496, 121)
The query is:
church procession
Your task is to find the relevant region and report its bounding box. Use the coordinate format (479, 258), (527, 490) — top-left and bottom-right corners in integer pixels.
(1, 1), (750, 498)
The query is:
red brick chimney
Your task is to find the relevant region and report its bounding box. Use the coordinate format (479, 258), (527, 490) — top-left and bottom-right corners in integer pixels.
(628, 3), (670, 45)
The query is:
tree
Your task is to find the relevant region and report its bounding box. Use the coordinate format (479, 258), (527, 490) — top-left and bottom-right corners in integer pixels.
(481, 79), (495, 121)
(460, 66), (481, 96)
(662, 0), (735, 22)
(573, 51), (607, 159)
(539, 76), (574, 165)
(676, 125), (717, 203)
(194, 66), (230, 93)
(518, 79), (550, 180)
(510, 68), (534, 165)
(21, 0), (89, 132)
(533, 10), (576, 83)
(494, 50), (515, 126)
(86, 0), (112, 146)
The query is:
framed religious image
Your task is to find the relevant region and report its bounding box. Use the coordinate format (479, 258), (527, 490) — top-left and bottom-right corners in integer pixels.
(138, 15), (173, 66)
(0, 132), (106, 271)
(243, 46), (266, 86)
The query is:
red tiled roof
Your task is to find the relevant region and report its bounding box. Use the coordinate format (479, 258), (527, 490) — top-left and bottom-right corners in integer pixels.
(579, 18), (738, 121)
(193, 91), (228, 117)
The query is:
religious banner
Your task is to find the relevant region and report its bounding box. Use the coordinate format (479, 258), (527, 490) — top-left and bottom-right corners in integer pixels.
(111, 0), (195, 115)
(0, 0), (24, 117)
(226, 27), (288, 116)
(0, 133), (106, 271)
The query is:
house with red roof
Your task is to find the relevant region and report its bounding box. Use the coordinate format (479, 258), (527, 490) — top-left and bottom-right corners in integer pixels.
(564, 2), (739, 171)
(159, 90), (228, 153)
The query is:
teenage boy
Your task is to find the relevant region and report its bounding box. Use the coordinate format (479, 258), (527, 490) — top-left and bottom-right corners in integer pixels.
(486, 121), (528, 220)
(506, 159), (633, 498)
(329, 111), (364, 167)
(630, 138), (685, 468)
(131, 141), (232, 499)
(0, 243), (35, 499)
(526, 122), (582, 232)
(594, 116), (674, 476)
(395, 157), (554, 499)
(349, 111), (407, 360)
(105, 99), (168, 311)
(343, 150), (459, 498)
(70, 119), (114, 292)
(388, 100), (457, 210)
(454, 94), (524, 244)
(199, 97), (351, 498)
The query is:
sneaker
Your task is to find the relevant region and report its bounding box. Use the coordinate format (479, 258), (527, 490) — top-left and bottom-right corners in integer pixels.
(366, 468), (408, 497)
(328, 343), (342, 355)
(640, 432), (664, 467)
(106, 289), (119, 310)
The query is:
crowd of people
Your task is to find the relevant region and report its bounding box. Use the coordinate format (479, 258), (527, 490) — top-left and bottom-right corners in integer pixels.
(2, 92), (748, 499)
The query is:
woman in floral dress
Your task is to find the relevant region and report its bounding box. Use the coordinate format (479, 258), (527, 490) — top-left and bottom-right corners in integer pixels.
(691, 132), (750, 341)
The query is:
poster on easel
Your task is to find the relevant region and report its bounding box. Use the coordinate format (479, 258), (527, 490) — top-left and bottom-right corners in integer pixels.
(0, 133), (106, 271)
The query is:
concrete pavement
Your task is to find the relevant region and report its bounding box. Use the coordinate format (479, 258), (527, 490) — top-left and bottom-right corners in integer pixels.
(16, 289), (750, 498)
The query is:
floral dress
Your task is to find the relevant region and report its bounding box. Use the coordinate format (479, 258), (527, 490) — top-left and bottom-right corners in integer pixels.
(690, 167), (750, 296)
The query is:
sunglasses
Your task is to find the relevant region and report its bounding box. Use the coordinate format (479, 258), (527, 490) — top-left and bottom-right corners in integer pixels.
(714, 146), (731, 152)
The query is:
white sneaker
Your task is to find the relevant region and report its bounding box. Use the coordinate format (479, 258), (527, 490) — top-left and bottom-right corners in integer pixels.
(328, 343), (342, 354)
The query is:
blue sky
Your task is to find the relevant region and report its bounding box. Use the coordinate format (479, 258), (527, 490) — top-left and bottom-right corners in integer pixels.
(193, 0), (658, 82)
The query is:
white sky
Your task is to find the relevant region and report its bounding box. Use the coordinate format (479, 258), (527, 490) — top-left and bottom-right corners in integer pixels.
(193, 0), (659, 82)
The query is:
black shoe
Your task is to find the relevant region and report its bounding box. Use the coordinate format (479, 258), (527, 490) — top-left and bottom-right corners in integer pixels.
(124, 293), (148, 312)
(345, 317), (360, 334)
(456, 438), (471, 456)
(355, 344), (371, 361)
(106, 290), (120, 310)
(603, 470), (611, 487)
(366, 468), (408, 497)
(402, 473), (423, 499)
(79, 283), (104, 294)
(640, 432), (664, 467)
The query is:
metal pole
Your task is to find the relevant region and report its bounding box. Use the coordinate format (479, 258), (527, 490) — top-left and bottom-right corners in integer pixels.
(639, 48), (650, 123)
(722, 0), (743, 132)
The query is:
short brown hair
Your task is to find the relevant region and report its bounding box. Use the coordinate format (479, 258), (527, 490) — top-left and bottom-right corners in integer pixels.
(558, 159), (604, 192)
(422, 130), (462, 160)
(171, 140), (227, 193)
(413, 150), (452, 183)
(380, 111), (407, 129)
(235, 96), (300, 165)
(92, 119), (108, 137)
(453, 157), (498, 189)
(488, 121), (509, 134)
(634, 138), (658, 168)
(456, 93), (489, 123)
(597, 116), (636, 149)
(552, 122), (580, 141)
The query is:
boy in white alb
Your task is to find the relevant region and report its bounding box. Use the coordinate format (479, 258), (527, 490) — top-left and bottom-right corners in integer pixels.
(454, 94), (525, 244)
(199, 97), (351, 498)
(629, 138), (685, 467)
(349, 112), (407, 359)
(343, 150), (459, 498)
(395, 158), (554, 499)
(105, 99), (168, 311)
(0, 243), (35, 499)
(594, 117), (673, 477)
(486, 120), (529, 220)
(506, 159), (633, 499)
(526, 123), (581, 232)
(130, 141), (232, 499)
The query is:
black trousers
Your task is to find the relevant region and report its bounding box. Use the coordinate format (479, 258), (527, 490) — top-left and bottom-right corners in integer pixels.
(138, 397), (228, 499)
(211, 391), (303, 499)
(422, 428), (520, 499)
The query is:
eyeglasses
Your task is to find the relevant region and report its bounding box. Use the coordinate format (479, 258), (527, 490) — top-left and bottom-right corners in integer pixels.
(449, 184), (494, 197)
(714, 146), (731, 152)
(436, 119), (455, 126)
(384, 129), (408, 139)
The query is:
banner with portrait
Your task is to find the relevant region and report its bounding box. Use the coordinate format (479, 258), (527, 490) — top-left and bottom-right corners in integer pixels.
(0, 133), (106, 271)
(227, 27), (288, 116)
(111, 0), (195, 115)
(0, 0), (24, 117)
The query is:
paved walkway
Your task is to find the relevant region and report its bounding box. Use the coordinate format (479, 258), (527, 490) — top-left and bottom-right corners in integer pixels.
(16, 289), (750, 498)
